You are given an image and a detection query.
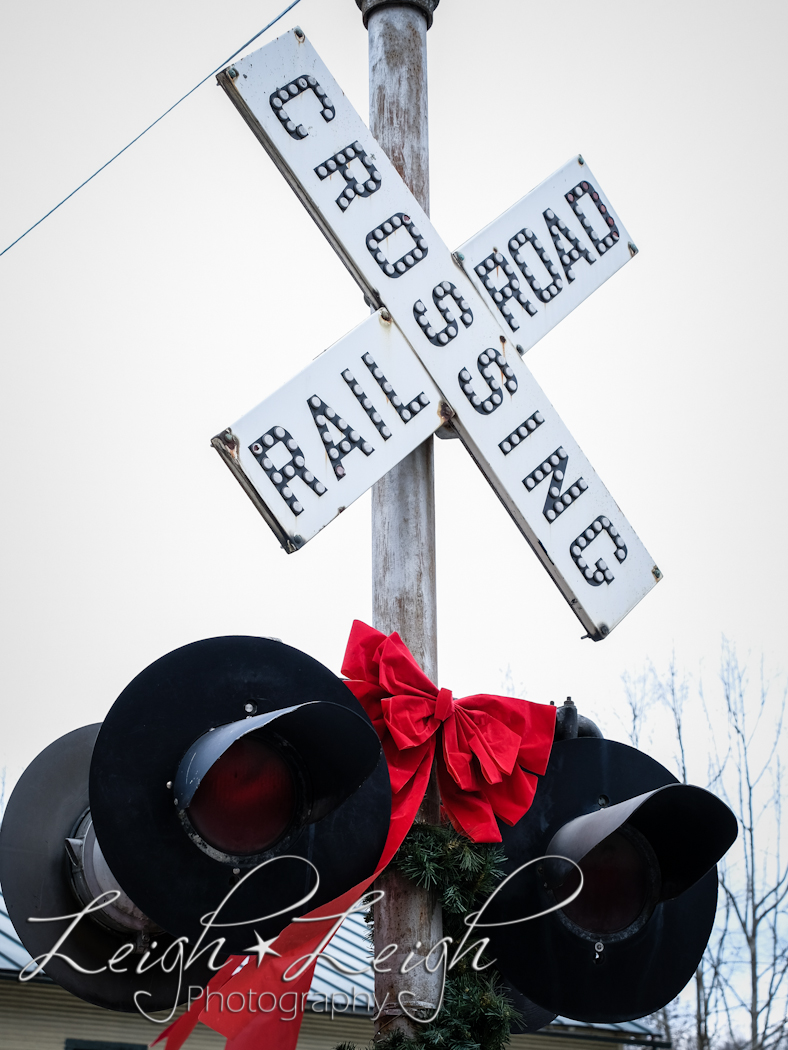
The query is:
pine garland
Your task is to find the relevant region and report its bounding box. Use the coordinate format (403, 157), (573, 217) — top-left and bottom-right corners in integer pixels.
(333, 824), (520, 1050)
(395, 823), (506, 916)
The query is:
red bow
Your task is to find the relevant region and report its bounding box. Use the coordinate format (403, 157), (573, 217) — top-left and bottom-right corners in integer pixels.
(155, 621), (555, 1050)
(342, 621), (556, 842)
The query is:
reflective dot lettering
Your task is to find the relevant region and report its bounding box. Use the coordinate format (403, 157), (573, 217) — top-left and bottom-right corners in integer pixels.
(308, 396), (373, 479)
(522, 447), (587, 521)
(366, 214), (427, 278)
(269, 77), (335, 138)
(360, 355), (430, 425)
(543, 207), (595, 283)
(340, 368), (388, 439)
(565, 182), (621, 254)
(458, 348), (519, 416)
(498, 411), (545, 455)
(249, 426), (324, 513)
(508, 228), (565, 309)
(570, 516), (627, 586)
(417, 282), (473, 347)
(474, 247), (535, 330)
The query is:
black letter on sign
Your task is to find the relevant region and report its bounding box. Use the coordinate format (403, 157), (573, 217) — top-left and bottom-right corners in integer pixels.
(414, 283), (473, 347)
(366, 214), (427, 277)
(498, 411), (545, 455)
(250, 427), (326, 516)
(315, 142), (382, 212)
(458, 348), (518, 416)
(269, 76), (335, 139)
(570, 516), (628, 586)
(360, 355), (431, 424)
(542, 208), (595, 284)
(308, 397), (374, 480)
(340, 368), (391, 439)
(474, 251), (535, 331)
(508, 230), (563, 306)
(523, 446), (588, 521)
(565, 181), (620, 255)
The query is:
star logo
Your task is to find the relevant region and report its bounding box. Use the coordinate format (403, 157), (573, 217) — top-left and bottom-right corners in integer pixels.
(244, 932), (281, 968)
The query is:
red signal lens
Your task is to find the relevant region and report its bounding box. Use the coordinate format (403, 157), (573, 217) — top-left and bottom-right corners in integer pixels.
(554, 831), (652, 935)
(187, 736), (296, 856)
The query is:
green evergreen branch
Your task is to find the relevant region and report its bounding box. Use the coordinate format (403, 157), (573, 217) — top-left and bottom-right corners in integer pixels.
(332, 824), (518, 1050)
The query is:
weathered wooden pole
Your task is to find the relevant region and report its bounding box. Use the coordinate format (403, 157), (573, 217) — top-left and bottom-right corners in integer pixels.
(355, 0), (443, 1038)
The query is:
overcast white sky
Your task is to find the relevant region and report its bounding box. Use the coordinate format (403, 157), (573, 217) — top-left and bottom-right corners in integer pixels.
(1, 0), (786, 793)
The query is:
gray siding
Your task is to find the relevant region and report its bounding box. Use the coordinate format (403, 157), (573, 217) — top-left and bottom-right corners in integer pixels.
(0, 980), (370, 1050)
(0, 980), (637, 1050)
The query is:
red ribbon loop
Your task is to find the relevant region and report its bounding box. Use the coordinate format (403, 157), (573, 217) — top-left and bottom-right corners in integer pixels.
(342, 620), (557, 843)
(435, 687), (454, 722)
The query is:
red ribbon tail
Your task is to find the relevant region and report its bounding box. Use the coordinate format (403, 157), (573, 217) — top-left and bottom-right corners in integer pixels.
(223, 965), (315, 1050)
(151, 962), (237, 1048)
(180, 723), (433, 1050)
(150, 1015), (198, 1050)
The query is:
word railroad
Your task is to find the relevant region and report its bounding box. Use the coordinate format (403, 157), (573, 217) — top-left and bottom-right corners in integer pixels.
(211, 27), (661, 640)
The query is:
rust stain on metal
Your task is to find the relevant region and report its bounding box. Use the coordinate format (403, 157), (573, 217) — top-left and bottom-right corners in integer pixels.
(438, 399), (455, 424)
(212, 428), (240, 461)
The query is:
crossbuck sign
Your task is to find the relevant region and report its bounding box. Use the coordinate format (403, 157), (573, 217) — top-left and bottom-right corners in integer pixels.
(212, 27), (661, 641)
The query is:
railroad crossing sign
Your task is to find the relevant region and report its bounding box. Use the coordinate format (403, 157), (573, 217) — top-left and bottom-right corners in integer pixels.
(212, 27), (661, 641)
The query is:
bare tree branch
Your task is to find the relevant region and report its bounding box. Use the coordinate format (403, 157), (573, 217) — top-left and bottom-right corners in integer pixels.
(627, 642), (788, 1050)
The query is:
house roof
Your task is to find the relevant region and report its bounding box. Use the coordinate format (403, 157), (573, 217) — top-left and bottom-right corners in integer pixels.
(0, 888), (669, 1044)
(547, 1017), (671, 1046)
(0, 890), (33, 973)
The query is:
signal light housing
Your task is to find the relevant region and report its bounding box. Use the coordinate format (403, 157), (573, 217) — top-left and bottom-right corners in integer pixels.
(183, 732), (298, 857)
(484, 736), (738, 1023)
(173, 699), (383, 862)
(0, 724), (216, 1012)
(0, 636), (391, 1010)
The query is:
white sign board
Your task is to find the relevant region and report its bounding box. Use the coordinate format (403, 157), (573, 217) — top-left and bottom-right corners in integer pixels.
(213, 310), (445, 550)
(216, 29), (661, 639)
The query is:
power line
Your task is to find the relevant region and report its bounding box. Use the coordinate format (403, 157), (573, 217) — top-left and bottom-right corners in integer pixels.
(0, 0), (303, 259)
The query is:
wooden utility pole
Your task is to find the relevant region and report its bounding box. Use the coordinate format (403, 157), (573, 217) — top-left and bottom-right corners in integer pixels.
(356, 0), (444, 1038)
